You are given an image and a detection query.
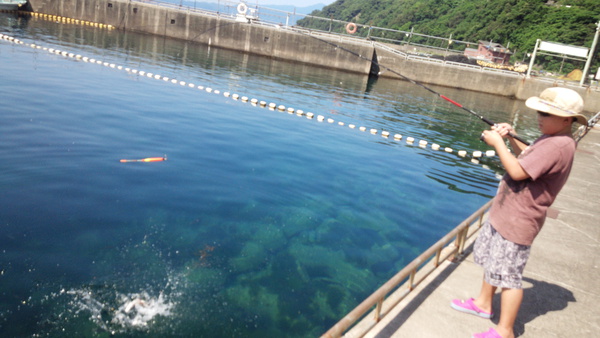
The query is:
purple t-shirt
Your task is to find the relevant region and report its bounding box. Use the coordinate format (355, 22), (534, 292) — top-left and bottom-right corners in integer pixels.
(489, 134), (576, 245)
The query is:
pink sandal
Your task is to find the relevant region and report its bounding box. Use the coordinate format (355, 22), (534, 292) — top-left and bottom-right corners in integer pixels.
(450, 298), (493, 319)
(472, 327), (502, 338)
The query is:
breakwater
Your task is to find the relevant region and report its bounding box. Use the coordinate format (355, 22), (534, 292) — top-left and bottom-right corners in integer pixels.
(25, 0), (377, 76)
(23, 0), (600, 113)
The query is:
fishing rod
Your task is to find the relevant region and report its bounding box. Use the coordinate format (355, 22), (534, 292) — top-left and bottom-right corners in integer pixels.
(294, 28), (531, 146)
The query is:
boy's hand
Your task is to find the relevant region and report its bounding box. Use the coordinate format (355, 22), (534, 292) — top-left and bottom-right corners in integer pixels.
(492, 123), (515, 138)
(481, 129), (504, 147)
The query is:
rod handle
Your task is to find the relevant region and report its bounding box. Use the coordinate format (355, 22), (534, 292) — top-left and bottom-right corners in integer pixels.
(508, 133), (530, 146)
(481, 116), (495, 126)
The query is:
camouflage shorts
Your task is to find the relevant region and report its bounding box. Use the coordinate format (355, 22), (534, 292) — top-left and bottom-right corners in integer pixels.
(473, 221), (531, 289)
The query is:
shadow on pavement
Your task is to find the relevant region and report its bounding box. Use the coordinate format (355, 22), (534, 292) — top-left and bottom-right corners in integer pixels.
(510, 277), (576, 337)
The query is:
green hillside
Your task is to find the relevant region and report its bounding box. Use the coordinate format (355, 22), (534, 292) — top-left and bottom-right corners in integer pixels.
(301, 0), (599, 74)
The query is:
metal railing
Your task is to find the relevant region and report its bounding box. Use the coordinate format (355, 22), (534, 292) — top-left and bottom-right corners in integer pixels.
(373, 42), (408, 58)
(374, 43), (523, 77)
(287, 27), (375, 47)
(322, 199), (494, 338)
(134, 0), (476, 54)
(574, 111), (600, 142)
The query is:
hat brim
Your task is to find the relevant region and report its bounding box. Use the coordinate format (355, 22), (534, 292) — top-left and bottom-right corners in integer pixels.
(526, 96), (588, 125)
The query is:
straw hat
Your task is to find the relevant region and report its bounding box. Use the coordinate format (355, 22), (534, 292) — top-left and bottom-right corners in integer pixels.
(525, 87), (588, 125)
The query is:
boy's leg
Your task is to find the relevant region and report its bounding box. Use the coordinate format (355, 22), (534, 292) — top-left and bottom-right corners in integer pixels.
(495, 287), (522, 338)
(473, 279), (496, 314)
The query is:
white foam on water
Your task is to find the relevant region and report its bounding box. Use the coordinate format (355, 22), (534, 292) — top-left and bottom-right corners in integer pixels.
(64, 281), (177, 334)
(112, 291), (173, 328)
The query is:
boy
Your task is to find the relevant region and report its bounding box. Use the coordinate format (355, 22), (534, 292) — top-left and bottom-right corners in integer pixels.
(450, 87), (588, 338)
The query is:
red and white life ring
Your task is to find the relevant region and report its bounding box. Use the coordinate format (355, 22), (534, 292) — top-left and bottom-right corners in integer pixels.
(346, 22), (357, 34)
(237, 3), (248, 15)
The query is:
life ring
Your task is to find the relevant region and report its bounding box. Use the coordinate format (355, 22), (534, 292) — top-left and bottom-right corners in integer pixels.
(237, 3), (248, 15)
(346, 22), (357, 34)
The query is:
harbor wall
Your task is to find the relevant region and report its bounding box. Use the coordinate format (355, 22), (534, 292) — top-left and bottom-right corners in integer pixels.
(25, 0), (600, 113)
(25, 0), (376, 76)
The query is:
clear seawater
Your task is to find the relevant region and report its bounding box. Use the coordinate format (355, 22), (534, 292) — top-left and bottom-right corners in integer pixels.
(1, 12), (540, 337)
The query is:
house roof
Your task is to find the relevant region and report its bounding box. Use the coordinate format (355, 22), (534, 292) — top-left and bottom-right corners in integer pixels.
(478, 40), (513, 55)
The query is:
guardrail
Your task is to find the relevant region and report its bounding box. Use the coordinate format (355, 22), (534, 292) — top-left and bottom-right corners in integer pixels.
(482, 67), (524, 77)
(322, 199), (494, 338)
(445, 61), (483, 71)
(407, 55), (444, 64)
(574, 111), (600, 142)
(374, 44), (523, 77)
(289, 27), (375, 47)
(373, 42), (408, 58)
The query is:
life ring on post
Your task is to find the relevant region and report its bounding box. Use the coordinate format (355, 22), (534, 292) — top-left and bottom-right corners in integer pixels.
(237, 3), (248, 15)
(346, 22), (357, 34)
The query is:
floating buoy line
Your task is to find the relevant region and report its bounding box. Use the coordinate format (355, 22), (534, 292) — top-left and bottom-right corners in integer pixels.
(15, 11), (116, 29)
(0, 31), (502, 177)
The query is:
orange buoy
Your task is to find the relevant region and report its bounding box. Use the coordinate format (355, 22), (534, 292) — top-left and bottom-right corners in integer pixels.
(346, 22), (357, 34)
(120, 156), (167, 163)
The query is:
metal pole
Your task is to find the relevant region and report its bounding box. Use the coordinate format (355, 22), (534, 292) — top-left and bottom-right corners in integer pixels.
(580, 20), (600, 86)
(445, 33), (452, 57)
(527, 39), (540, 78)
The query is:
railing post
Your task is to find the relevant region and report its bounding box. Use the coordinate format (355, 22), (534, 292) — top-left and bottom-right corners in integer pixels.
(374, 298), (383, 321)
(458, 227), (467, 254)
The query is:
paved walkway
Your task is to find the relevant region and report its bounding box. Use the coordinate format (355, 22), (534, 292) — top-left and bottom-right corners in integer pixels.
(366, 126), (600, 338)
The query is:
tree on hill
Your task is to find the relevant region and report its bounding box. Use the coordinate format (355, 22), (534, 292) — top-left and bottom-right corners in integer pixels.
(299, 0), (600, 75)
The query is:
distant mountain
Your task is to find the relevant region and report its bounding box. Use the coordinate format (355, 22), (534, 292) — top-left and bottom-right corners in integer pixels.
(301, 0), (600, 73)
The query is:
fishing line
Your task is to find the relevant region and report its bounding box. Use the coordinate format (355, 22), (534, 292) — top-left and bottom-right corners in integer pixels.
(292, 28), (531, 146)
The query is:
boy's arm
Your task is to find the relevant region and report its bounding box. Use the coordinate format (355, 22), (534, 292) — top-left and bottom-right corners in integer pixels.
(493, 123), (528, 156)
(482, 129), (531, 181)
(506, 134), (528, 156)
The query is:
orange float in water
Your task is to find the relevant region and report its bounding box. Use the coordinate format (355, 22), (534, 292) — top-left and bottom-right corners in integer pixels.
(120, 156), (167, 163)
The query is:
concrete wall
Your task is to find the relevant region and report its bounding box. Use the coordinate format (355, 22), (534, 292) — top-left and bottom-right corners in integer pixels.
(26, 0), (600, 114)
(27, 0), (376, 76)
(375, 47), (600, 113)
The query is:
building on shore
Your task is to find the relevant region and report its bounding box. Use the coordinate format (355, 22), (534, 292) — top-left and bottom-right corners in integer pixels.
(464, 40), (513, 65)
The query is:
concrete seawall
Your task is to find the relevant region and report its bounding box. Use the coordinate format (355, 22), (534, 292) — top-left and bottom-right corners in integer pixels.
(374, 47), (600, 113)
(25, 0), (600, 113)
(25, 0), (376, 76)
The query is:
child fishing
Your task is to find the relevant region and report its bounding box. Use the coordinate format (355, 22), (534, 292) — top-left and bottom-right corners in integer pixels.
(450, 87), (589, 338)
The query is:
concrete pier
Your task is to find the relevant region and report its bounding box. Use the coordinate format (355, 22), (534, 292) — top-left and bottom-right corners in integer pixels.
(363, 126), (600, 337)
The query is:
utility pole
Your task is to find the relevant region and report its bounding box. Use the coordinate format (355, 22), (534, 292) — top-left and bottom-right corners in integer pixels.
(581, 20), (600, 86)
(445, 33), (453, 57)
(527, 39), (540, 78)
